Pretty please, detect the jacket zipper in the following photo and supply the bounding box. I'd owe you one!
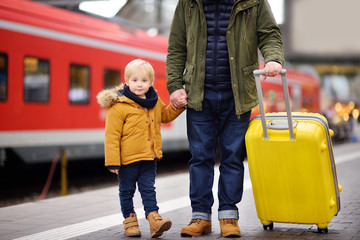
[145,109,156,158]
[197,0,206,109]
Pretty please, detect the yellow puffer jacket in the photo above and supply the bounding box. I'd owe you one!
[97,85,184,167]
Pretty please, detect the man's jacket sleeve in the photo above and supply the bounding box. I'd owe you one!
[166,0,188,95]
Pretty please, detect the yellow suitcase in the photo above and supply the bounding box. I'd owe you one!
[245,70,342,233]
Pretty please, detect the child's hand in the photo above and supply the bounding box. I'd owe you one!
[110,169,119,175]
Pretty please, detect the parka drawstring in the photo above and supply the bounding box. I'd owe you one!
[188,4,194,41]
[243,9,251,42]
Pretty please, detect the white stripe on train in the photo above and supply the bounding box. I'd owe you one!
[0,19,166,61]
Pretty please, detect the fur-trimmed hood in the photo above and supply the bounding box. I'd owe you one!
[96,84,123,108]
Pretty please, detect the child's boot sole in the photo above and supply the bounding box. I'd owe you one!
[151,220,172,238]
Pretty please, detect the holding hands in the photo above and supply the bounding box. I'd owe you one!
[169,61,282,109]
[170,89,188,110]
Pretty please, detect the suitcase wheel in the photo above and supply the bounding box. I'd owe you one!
[317,227,328,234]
[263,222,274,230]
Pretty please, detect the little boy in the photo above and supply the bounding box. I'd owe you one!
[97,59,186,238]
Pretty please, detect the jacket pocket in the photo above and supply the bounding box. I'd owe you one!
[183,61,195,94]
[242,62,259,104]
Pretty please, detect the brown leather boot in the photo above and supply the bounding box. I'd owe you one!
[219,218,241,237]
[180,219,212,237]
[146,211,172,238]
[123,213,141,237]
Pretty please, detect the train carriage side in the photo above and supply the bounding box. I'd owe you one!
[0,0,187,164]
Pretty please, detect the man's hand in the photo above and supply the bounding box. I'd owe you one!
[261,61,283,81]
[170,89,187,110]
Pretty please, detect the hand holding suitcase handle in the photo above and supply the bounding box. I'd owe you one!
[253,69,295,141]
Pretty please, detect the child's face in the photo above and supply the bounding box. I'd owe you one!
[126,69,152,98]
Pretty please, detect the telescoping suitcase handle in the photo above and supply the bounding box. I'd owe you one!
[253,69,295,141]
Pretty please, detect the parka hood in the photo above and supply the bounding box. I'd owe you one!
[96,84,123,108]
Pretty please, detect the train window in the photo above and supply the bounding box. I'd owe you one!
[104,69,120,89]
[0,53,7,102]
[24,57,50,103]
[69,64,90,104]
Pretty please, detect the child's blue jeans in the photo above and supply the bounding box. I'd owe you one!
[117,160,159,218]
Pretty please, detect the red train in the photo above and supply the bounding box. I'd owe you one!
[251,62,320,118]
[0,0,320,164]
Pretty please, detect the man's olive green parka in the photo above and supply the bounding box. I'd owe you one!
[166,0,284,116]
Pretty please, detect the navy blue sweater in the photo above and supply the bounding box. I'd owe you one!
[203,0,233,91]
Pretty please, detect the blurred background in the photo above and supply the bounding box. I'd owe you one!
[30,0,360,141]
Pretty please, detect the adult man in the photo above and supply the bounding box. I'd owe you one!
[166,0,284,237]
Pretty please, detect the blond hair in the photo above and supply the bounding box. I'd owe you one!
[124,59,155,84]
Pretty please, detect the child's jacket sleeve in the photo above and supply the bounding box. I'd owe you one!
[158,98,185,124]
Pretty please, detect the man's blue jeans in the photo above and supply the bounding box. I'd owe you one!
[186,89,251,221]
[118,160,159,218]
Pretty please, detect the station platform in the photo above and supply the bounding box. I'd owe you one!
[0,142,360,240]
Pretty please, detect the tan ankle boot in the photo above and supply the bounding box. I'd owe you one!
[180,219,212,237]
[123,213,141,237]
[219,218,241,237]
[146,211,172,238]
